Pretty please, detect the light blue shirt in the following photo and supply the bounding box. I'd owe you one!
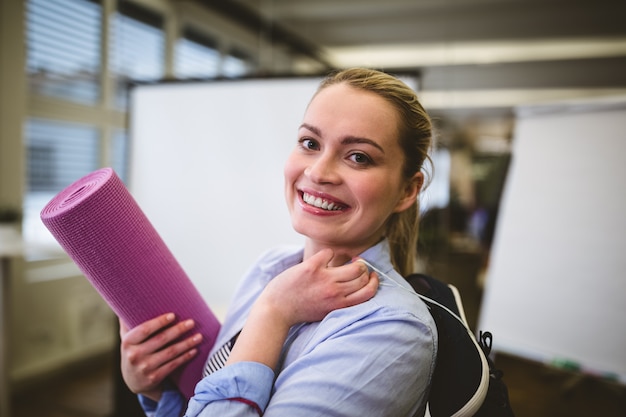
[140,240,437,416]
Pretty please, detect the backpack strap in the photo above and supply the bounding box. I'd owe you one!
[406,274,490,417]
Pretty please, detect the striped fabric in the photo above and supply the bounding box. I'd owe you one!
[203,332,240,377]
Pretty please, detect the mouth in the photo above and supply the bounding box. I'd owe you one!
[301,192,347,211]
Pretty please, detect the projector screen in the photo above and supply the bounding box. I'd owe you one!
[128,75,422,318]
[478,97,626,384]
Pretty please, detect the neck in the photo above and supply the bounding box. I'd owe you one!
[303,240,355,266]
[303,238,381,266]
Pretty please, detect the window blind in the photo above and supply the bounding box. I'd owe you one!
[222,52,248,78]
[110,1,165,108]
[26,0,101,104]
[23,118,100,246]
[175,28,220,79]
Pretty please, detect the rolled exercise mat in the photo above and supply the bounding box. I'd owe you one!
[40,167,220,399]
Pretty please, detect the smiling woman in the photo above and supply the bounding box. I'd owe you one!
[121,68,437,417]
[284,81,426,272]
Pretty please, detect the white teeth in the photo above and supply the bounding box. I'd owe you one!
[303,193,342,211]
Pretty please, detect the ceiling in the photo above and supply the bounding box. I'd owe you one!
[194,0,626,109]
[193,0,626,146]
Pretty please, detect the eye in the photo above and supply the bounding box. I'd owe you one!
[348,152,373,166]
[299,137,320,151]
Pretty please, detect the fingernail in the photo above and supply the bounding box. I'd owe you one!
[185,319,194,328]
[354,259,368,272]
[166,313,175,321]
[193,334,203,342]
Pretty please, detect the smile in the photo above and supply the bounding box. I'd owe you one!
[302,192,346,211]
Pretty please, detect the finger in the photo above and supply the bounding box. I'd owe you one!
[122,331,202,385]
[123,313,177,345]
[150,345,200,383]
[343,271,379,304]
[139,319,197,355]
[119,319,129,336]
[149,332,203,370]
[309,247,335,268]
[331,260,369,283]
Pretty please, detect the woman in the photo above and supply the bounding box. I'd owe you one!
[120,68,438,416]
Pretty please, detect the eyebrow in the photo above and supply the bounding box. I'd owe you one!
[299,123,385,154]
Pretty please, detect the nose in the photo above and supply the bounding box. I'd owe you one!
[304,154,340,184]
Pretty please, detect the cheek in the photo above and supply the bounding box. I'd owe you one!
[283,153,300,192]
[354,174,403,211]
[351,178,388,210]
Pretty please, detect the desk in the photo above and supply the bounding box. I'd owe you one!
[0,227,23,417]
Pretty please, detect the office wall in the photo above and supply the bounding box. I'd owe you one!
[478,97,626,383]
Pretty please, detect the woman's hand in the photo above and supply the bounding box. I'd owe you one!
[226,249,378,371]
[119,313,203,402]
[261,248,379,327]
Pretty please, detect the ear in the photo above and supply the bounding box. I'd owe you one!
[393,172,424,213]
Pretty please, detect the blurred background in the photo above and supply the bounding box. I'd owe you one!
[1,0,625,416]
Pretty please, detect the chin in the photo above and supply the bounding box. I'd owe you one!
[292,219,332,241]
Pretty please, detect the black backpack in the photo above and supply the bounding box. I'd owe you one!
[405,273,515,417]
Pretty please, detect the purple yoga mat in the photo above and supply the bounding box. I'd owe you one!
[41,167,220,399]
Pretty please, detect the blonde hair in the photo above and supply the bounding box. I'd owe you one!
[317,68,433,276]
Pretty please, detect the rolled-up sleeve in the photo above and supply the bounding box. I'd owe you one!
[185,361,275,417]
[139,389,186,417]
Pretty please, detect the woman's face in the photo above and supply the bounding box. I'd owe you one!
[284,83,420,257]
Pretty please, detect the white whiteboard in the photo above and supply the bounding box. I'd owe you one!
[128,78,317,318]
[478,97,626,384]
